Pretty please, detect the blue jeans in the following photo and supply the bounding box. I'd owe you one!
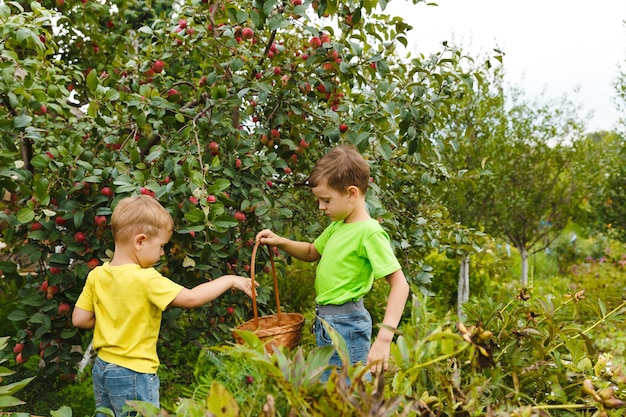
[315,302,372,382]
[93,357,160,417]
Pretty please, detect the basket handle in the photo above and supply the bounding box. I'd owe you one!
[250,239,282,328]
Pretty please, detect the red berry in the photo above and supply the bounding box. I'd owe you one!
[87,258,99,270]
[339,123,348,133]
[100,186,114,198]
[241,28,254,40]
[207,195,217,203]
[58,303,71,314]
[49,267,62,274]
[16,352,25,364]
[55,217,66,226]
[40,281,49,292]
[234,211,246,222]
[309,36,322,48]
[74,231,86,243]
[227,306,235,315]
[13,343,24,354]
[152,60,166,74]
[31,222,43,231]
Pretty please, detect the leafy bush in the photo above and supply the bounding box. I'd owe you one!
[0,336,35,410]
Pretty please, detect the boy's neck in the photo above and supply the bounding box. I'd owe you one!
[343,203,371,224]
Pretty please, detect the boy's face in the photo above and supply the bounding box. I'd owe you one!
[311,182,352,222]
[137,228,171,268]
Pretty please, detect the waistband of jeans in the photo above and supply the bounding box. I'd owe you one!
[316,298,364,315]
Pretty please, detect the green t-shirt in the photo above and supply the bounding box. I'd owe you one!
[75,262,183,373]
[313,219,401,305]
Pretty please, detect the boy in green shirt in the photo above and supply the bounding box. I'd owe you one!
[256,145,409,379]
[73,194,256,416]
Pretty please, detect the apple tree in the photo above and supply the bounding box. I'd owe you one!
[0,0,490,375]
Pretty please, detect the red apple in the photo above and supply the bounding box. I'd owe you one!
[235,158,242,168]
[284,167,292,174]
[207,195,217,203]
[234,211,246,222]
[58,303,70,314]
[95,215,107,227]
[55,216,66,226]
[74,231,86,243]
[40,280,49,292]
[140,187,155,196]
[31,222,43,231]
[309,36,322,48]
[16,352,25,364]
[241,27,254,39]
[270,129,280,140]
[167,88,181,101]
[152,60,166,73]
[13,343,24,354]
[87,258,99,270]
[100,186,113,198]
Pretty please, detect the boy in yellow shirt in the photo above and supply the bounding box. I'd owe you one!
[73,194,255,416]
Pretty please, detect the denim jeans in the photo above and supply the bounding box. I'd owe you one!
[92,357,160,417]
[315,303,372,382]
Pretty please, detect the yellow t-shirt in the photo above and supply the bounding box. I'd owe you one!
[75,262,183,373]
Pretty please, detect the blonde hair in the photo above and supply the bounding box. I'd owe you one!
[308,145,370,194]
[111,194,174,242]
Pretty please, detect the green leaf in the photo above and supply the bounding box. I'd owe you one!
[7,310,27,321]
[30,154,49,169]
[105,88,120,101]
[0,376,35,396]
[13,115,32,128]
[0,395,26,408]
[184,208,206,224]
[35,176,49,201]
[50,405,73,417]
[207,179,231,194]
[205,381,239,416]
[86,69,98,92]
[16,207,35,224]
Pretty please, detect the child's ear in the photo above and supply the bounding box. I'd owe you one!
[134,233,147,249]
[347,185,359,199]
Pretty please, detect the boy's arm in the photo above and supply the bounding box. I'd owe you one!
[256,229,320,262]
[170,275,257,309]
[72,306,96,329]
[367,268,410,373]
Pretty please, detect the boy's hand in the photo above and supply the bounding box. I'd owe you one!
[256,229,281,246]
[367,337,391,374]
[230,275,259,298]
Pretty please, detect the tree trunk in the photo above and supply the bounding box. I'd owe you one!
[519,245,529,286]
[457,254,470,319]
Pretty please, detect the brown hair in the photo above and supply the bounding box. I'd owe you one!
[111,194,174,242]
[308,145,370,194]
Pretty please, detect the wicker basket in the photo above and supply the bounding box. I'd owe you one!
[233,240,305,353]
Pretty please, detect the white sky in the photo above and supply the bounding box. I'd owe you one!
[384,0,626,132]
